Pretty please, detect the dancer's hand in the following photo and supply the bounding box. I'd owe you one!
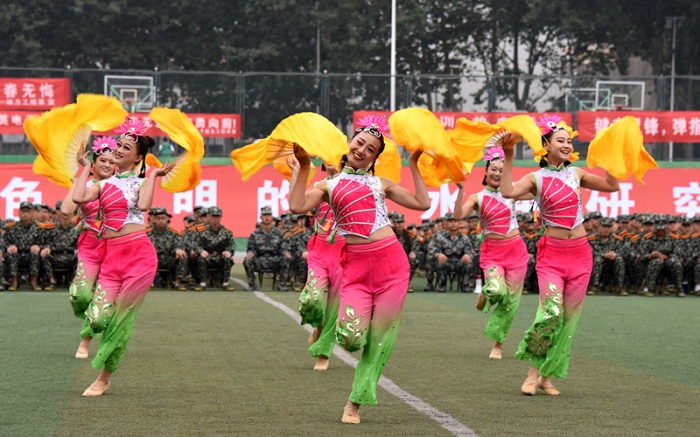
[293,144,311,168]
[152,161,176,178]
[455,182,464,189]
[409,149,423,166]
[500,134,519,156]
[77,145,90,168]
[287,155,300,173]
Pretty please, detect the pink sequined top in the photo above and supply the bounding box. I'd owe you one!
[79,179,101,232]
[476,187,518,236]
[99,171,146,232]
[534,165,585,230]
[326,168,391,238]
[311,202,335,233]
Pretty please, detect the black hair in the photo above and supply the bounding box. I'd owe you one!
[136,135,156,178]
[342,130,386,175]
[481,160,491,185]
[539,130,571,168]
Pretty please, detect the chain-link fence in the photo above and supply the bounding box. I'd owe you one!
[1,67,699,161]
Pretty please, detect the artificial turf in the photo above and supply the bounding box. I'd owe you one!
[1,272,698,437]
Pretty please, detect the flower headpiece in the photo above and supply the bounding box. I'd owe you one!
[356,114,392,140]
[114,117,148,141]
[92,136,117,155]
[483,146,505,162]
[535,114,566,136]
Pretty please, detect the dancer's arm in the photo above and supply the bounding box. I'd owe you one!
[454,184,478,220]
[72,151,100,204]
[384,150,430,211]
[138,161,176,211]
[61,182,79,215]
[578,168,619,192]
[288,147,326,213]
[500,141,536,199]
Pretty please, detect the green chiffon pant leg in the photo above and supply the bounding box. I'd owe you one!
[308,289,340,358]
[483,264,526,343]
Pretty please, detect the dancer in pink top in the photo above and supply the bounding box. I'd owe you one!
[454,145,532,360]
[500,115,619,396]
[60,137,117,360]
[73,118,175,397]
[289,115,429,424]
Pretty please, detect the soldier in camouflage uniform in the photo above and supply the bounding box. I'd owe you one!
[640,216,684,297]
[39,210,79,290]
[147,207,189,290]
[290,214,312,288]
[0,224,6,290]
[193,206,236,291]
[392,213,413,290]
[409,224,433,290]
[689,216,700,294]
[244,206,292,291]
[466,211,482,288]
[519,212,539,294]
[428,213,475,293]
[185,208,209,285]
[5,201,42,291]
[587,217,627,296]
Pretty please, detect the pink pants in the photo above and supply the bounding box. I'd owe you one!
[87,231,157,372]
[70,230,105,338]
[515,235,592,378]
[337,234,410,405]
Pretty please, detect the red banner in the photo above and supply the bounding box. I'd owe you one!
[353,110,572,130]
[577,110,700,142]
[0,164,697,237]
[0,111,42,134]
[0,78,71,110]
[97,113,242,138]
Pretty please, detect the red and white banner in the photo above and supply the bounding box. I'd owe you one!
[353,110,573,131]
[1,111,242,137]
[1,164,697,236]
[577,110,700,142]
[0,78,71,110]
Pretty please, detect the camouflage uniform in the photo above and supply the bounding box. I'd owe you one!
[40,220,79,288]
[289,218,312,286]
[519,213,539,294]
[0,232,6,289]
[640,219,683,296]
[147,207,188,288]
[244,210,291,291]
[194,207,236,290]
[466,211,481,285]
[428,220,475,293]
[409,226,433,290]
[588,218,626,294]
[5,203,42,289]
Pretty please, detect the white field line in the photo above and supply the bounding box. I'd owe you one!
[254,291,477,437]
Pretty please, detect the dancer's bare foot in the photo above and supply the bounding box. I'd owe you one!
[475,293,486,311]
[488,342,502,360]
[75,337,91,359]
[537,376,561,396]
[521,377,537,396]
[341,401,361,424]
[308,327,321,346]
[82,379,110,397]
[314,355,329,371]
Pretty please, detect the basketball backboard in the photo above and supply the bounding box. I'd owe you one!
[595,81,644,110]
[104,75,155,112]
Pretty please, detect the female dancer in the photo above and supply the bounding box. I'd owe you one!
[73,118,174,396]
[60,137,116,359]
[454,145,531,360]
[295,163,345,372]
[289,117,430,424]
[501,115,619,396]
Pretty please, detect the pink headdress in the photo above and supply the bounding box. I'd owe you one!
[535,114,565,136]
[114,117,148,141]
[483,146,505,162]
[92,136,117,155]
[356,114,392,140]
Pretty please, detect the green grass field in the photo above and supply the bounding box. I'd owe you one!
[1,266,699,437]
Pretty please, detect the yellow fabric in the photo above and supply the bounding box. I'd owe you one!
[24,94,127,188]
[373,137,401,184]
[148,107,205,192]
[231,113,348,182]
[587,116,658,184]
[448,115,542,166]
[389,107,466,186]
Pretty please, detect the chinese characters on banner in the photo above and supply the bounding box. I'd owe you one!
[353,111,574,131]
[572,111,700,142]
[0,78,71,110]
[0,164,696,236]
[97,113,242,138]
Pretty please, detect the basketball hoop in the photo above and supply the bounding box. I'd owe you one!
[615,104,625,111]
[124,100,135,113]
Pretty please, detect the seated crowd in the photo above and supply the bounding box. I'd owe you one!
[1,201,698,297]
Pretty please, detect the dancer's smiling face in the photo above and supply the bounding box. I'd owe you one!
[544,130,573,165]
[346,131,383,170]
[484,159,504,189]
[114,136,143,171]
[92,153,115,181]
